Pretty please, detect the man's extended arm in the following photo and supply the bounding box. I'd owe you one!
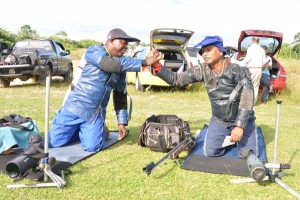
[153,62,203,86]
[85,45,142,73]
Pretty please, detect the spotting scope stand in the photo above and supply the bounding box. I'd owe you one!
[230,100,300,199]
[6,67,66,189]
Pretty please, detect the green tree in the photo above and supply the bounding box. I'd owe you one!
[77,39,101,48]
[55,31,68,38]
[17,25,39,40]
[292,32,300,54]
[0,28,17,46]
[293,32,300,44]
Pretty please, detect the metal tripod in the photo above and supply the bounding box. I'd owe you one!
[231,100,300,198]
[6,69,66,189]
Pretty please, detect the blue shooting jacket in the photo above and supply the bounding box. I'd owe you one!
[64,45,142,125]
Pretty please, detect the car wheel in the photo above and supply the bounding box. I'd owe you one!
[0,77,10,88]
[135,75,144,91]
[63,66,73,83]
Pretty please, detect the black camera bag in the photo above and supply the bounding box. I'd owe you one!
[138,114,190,152]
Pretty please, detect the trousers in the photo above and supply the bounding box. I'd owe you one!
[203,117,258,158]
[249,68,262,105]
[49,108,106,152]
[260,73,270,102]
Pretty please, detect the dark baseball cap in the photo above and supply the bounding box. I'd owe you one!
[194,36,227,55]
[107,28,140,42]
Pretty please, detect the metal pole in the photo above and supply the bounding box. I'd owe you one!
[44,72,51,182]
[275,178,300,199]
[272,100,282,175]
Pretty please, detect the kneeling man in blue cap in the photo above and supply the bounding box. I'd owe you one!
[151,35,258,158]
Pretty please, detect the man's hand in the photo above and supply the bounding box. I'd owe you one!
[118,124,127,140]
[144,49,164,66]
[230,126,244,142]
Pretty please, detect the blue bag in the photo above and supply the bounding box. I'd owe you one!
[0,114,40,154]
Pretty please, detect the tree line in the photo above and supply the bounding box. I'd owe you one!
[0,24,145,54]
[1,24,300,59]
[0,25,101,50]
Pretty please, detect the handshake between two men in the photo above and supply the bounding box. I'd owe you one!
[144,49,164,74]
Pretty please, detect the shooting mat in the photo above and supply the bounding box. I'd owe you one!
[181,125,268,176]
[0,131,127,181]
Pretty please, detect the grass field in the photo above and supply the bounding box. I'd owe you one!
[0,58,299,199]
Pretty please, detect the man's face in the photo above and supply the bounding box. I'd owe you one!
[110,39,129,57]
[201,45,222,65]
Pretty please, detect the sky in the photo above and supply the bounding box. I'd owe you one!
[1,0,300,47]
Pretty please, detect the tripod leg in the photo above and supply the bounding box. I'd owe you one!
[275,177,300,198]
[44,168,66,188]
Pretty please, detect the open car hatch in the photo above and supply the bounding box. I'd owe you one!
[150,28,194,51]
[238,30,283,56]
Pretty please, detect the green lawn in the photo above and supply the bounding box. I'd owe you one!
[0,58,299,199]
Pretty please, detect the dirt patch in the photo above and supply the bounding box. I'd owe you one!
[10,60,80,86]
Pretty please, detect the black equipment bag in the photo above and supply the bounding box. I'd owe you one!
[138,114,190,152]
[0,114,40,155]
[0,114,34,131]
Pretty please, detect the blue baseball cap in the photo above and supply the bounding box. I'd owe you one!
[194,36,227,55]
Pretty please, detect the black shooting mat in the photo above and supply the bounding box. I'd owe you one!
[0,131,127,181]
[181,125,268,176]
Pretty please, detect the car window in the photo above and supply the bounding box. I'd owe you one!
[55,42,65,53]
[13,40,54,52]
[241,36,279,53]
[161,50,184,61]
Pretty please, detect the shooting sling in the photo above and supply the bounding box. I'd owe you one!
[138,114,190,152]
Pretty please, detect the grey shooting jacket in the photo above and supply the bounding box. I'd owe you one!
[156,61,255,129]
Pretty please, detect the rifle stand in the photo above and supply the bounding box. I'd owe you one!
[6,157,66,189]
[230,101,300,199]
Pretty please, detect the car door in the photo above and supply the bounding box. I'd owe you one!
[237,29,286,92]
[54,41,70,74]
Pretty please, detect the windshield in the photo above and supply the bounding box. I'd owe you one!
[13,40,54,52]
[241,36,279,54]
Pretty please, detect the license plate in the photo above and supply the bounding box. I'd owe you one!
[9,69,15,74]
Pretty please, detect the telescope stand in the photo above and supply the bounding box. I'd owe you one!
[6,157,66,189]
[6,72,67,189]
[230,100,300,199]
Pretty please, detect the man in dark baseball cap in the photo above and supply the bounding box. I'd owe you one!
[49,28,163,152]
[194,35,227,56]
[107,28,140,43]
